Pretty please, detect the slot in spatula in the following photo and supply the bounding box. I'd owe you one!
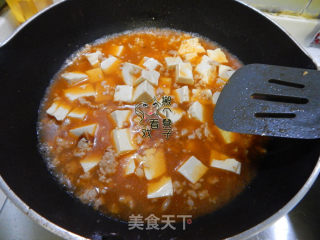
[213,64,320,139]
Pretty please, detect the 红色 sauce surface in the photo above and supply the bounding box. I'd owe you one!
[39,29,265,221]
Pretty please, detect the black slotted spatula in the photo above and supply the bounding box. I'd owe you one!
[213,64,320,139]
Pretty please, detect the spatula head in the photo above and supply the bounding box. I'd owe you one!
[214,64,320,139]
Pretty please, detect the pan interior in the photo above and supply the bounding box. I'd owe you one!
[0,0,318,239]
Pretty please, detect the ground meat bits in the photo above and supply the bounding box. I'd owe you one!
[74,138,92,158]
[39,29,265,222]
[98,146,118,176]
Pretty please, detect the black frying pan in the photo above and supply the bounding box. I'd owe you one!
[1,0,320,239]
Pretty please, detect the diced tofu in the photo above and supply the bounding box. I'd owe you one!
[100,56,120,74]
[121,62,143,86]
[86,68,104,83]
[112,128,135,154]
[61,72,88,85]
[168,109,184,123]
[216,78,225,85]
[210,158,241,174]
[80,155,101,172]
[143,57,162,70]
[137,69,160,86]
[165,56,183,69]
[46,102,59,115]
[142,148,166,180]
[110,45,124,57]
[217,128,234,144]
[207,48,228,64]
[85,51,103,66]
[195,55,217,85]
[50,103,71,121]
[212,91,221,105]
[178,37,205,55]
[133,80,155,103]
[111,110,131,128]
[218,65,235,81]
[68,107,88,120]
[124,154,137,175]
[188,101,205,122]
[147,176,173,199]
[174,86,189,103]
[183,52,198,62]
[160,108,185,124]
[68,107,88,119]
[176,62,194,85]
[191,89,212,104]
[70,123,97,137]
[64,84,95,101]
[114,85,133,103]
[177,156,208,183]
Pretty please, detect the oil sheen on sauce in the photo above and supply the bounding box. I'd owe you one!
[38,29,266,221]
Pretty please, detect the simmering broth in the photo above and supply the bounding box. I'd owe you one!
[38,29,265,221]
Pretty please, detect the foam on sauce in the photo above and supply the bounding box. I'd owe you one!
[38,29,266,221]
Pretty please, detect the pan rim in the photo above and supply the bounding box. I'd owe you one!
[0,0,319,239]
[234,0,319,71]
[1,155,319,240]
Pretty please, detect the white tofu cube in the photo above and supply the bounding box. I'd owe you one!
[160,108,185,124]
[177,156,208,183]
[143,57,162,70]
[188,101,205,122]
[85,51,103,66]
[80,155,101,172]
[174,86,189,103]
[111,110,131,128]
[124,154,137,175]
[147,176,173,199]
[114,85,133,103]
[168,109,185,123]
[121,62,143,86]
[207,48,228,64]
[111,45,124,57]
[218,65,235,81]
[195,55,217,85]
[191,89,212,103]
[100,55,120,74]
[133,80,155,103]
[142,148,166,180]
[183,52,198,61]
[165,56,183,69]
[46,102,59,115]
[216,78,225,85]
[176,62,194,85]
[112,128,135,155]
[69,124,97,137]
[61,72,88,85]
[64,84,95,101]
[178,37,205,55]
[137,69,160,86]
[68,107,88,120]
[210,158,241,174]
[51,103,71,121]
[212,92,221,105]
[217,128,234,144]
